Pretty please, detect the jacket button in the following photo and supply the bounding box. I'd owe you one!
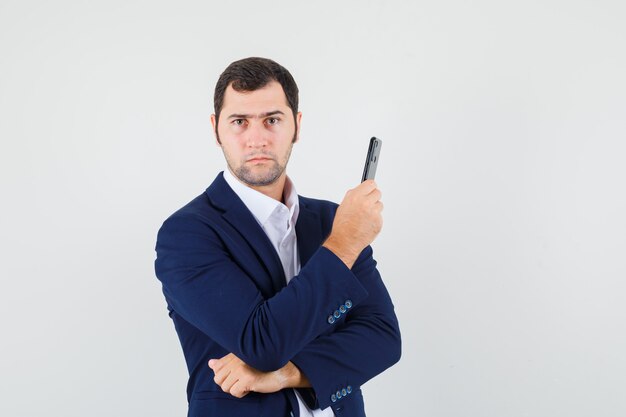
[336,390,342,399]
[341,388,347,396]
[333,310,341,319]
[327,315,335,324]
[331,394,337,403]
[339,305,347,313]
[345,300,353,309]
[347,385,352,393]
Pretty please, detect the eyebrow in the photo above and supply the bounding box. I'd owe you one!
[227,110,285,119]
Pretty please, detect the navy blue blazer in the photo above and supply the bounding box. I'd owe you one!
[155,172,401,417]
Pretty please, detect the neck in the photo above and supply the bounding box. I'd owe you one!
[249,174,286,202]
[227,167,287,203]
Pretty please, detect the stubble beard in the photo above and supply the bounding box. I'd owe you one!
[220,131,297,187]
[226,143,294,187]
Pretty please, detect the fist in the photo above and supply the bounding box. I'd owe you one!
[324,180,383,266]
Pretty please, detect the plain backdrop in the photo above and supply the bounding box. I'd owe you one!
[1,1,625,416]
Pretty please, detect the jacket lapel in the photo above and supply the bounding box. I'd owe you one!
[296,198,324,267]
[205,173,286,294]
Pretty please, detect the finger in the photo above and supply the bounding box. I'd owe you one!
[209,353,235,372]
[357,179,377,193]
[209,358,227,372]
[365,188,382,202]
[230,381,251,398]
[213,368,231,386]
[220,372,239,393]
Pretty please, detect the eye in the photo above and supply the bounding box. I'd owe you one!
[232,119,246,126]
[266,117,280,125]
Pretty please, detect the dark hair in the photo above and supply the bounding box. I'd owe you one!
[213,57,299,132]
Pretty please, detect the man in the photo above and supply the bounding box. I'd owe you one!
[155,57,401,417]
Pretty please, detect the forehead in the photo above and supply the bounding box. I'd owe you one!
[221,80,291,115]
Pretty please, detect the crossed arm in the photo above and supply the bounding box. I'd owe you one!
[208,260,399,407]
[208,243,400,403]
[157,181,400,405]
[206,235,350,398]
[208,353,310,398]
[165,240,399,405]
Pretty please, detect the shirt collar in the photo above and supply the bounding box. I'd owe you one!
[223,168,299,227]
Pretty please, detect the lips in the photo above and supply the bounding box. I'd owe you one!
[246,155,273,163]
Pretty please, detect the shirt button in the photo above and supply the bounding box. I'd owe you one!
[345,300,353,309]
[327,315,335,324]
[333,310,341,319]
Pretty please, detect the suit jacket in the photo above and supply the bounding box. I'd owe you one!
[154,172,401,417]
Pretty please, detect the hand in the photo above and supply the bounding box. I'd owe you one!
[208,353,310,398]
[323,180,383,268]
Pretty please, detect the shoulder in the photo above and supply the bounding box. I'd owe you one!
[166,192,216,222]
[156,190,223,243]
[160,173,230,227]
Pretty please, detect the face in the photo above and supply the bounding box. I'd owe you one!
[211,81,301,187]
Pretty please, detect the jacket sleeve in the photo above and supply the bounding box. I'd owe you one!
[290,245,402,410]
[154,213,370,372]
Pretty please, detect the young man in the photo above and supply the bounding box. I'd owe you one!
[155,57,401,417]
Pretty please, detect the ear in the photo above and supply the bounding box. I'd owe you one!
[210,114,221,145]
[293,112,302,144]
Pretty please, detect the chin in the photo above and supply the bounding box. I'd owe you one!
[234,162,284,187]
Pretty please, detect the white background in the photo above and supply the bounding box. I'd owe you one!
[1,1,625,416]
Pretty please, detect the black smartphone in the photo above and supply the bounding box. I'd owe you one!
[361,137,382,182]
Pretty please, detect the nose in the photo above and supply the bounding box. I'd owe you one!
[244,121,268,149]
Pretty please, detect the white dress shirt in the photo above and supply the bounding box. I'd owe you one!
[223,168,334,417]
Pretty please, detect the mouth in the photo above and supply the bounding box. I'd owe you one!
[246,156,273,163]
